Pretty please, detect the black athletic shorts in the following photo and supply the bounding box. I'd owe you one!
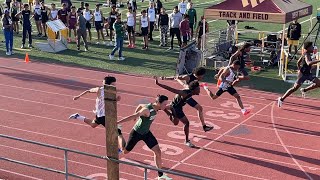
[296,73,316,85]
[170,105,186,119]
[141,27,148,36]
[34,14,41,21]
[127,26,134,34]
[125,129,158,152]
[86,21,91,29]
[216,86,237,97]
[95,21,103,30]
[186,97,198,107]
[94,116,122,135]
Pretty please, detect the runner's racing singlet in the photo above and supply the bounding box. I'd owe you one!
[95,87,105,117]
[133,103,157,135]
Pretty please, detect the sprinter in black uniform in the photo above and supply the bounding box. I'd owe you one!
[155,77,210,148]
[278,42,320,107]
[160,67,213,134]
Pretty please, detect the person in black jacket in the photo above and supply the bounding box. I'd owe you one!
[287,19,301,56]
[158,8,168,47]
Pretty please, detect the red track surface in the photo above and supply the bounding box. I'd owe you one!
[0,57,319,180]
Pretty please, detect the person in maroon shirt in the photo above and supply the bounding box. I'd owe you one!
[179,14,190,48]
[58,3,68,25]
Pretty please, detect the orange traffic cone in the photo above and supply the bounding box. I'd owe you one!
[25,53,30,63]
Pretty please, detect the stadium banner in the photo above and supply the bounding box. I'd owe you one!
[204,10,285,24]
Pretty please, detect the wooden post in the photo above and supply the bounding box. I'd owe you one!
[104,84,119,180]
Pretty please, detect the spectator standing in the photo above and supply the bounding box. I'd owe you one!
[287,19,301,57]
[108,5,118,46]
[76,9,88,51]
[49,3,58,21]
[126,6,136,48]
[61,0,72,12]
[2,9,14,55]
[186,2,196,39]
[33,0,42,36]
[16,4,33,48]
[11,0,19,34]
[195,16,208,50]
[78,1,85,12]
[58,3,68,26]
[67,6,77,42]
[147,2,156,41]
[109,14,125,60]
[93,4,105,44]
[180,14,190,47]
[168,6,182,50]
[178,0,187,15]
[83,3,92,42]
[158,7,168,47]
[140,9,149,50]
[40,1,49,37]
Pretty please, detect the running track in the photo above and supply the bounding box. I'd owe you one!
[0,57,319,180]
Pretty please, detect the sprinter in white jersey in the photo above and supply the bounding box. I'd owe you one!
[69,76,125,150]
[203,60,251,116]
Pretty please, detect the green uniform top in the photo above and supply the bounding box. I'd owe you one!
[113,22,125,39]
[133,104,157,135]
[187,8,197,24]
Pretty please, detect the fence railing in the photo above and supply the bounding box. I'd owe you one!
[0,134,210,180]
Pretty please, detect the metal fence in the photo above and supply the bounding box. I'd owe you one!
[0,134,210,180]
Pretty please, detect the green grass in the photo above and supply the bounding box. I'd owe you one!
[0,0,319,98]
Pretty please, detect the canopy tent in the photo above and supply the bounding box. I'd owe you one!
[203,0,314,83]
[204,0,313,24]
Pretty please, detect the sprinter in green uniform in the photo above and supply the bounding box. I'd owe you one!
[117,95,172,180]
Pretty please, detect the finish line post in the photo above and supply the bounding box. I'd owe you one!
[104,84,119,180]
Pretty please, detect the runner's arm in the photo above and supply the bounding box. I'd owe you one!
[73,87,99,100]
[229,51,240,66]
[175,75,190,88]
[305,55,320,66]
[155,77,188,98]
[117,108,150,124]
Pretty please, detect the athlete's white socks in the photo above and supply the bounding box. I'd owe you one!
[241,109,246,113]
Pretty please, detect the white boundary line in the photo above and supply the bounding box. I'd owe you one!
[2,82,320,120]
[1,107,320,154]
[169,102,273,170]
[2,61,320,104]
[1,93,320,139]
[270,102,313,180]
